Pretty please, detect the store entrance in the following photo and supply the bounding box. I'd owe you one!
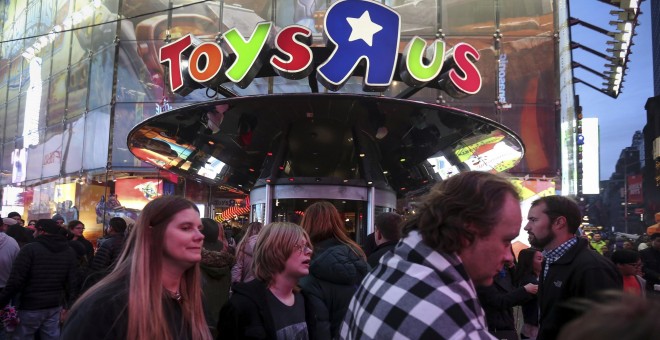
[271,198,366,240]
[249,184,396,246]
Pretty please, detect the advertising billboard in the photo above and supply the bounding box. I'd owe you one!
[627,174,643,204]
[582,118,600,195]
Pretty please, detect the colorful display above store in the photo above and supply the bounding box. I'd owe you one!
[159,0,481,95]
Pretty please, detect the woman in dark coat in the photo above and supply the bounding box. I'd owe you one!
[199,218,235,337]
[514,248,544,339]
[477,262,537,340]
[299,202,369,340]
[67,220,94,263]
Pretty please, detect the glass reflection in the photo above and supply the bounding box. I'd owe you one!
[128,94,524,196]
[83,108,111,170]
[66,59,90,119]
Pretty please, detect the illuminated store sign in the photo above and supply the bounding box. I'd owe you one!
[160,0,482,95]
[497,54,509,108]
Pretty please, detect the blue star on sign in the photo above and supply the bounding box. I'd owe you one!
[317,0,401,92]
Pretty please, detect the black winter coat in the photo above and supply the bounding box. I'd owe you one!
[366,240,397,268]
[519,273,539,327]
[81,234,126,293]
[477,270,533,332]
[201,248,235,338]
[298,238,368,340]
[0,234,78,310]
[538,238,622,340]
[217,279,317,340]
[89,234,125,273]
[73,236,94,263]
[639,247,660,291]
[5,224,34,248]
[62,279,191,339]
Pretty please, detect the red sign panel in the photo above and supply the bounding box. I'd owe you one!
[627,175,643,204]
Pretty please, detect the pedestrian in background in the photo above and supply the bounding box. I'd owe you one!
[611,249,645,297]
[82,217,127,292]
[366,212,402,267]
[231,222,263,284]
[477,260,537,340]
[514,248,543,339]
[199,218,235,337]
[4,214,33,248]
[67,220,94,263]
[639,233,660,295]
[0,219,78,340]
[300,202,368,340]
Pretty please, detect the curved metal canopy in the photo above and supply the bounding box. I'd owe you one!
[128,94,524,196]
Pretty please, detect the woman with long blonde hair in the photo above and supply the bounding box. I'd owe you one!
[62,196,212,340]
[299,201,368,339]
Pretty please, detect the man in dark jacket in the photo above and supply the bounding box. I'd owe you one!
[524,196,622,340]
[83,217,127,291]
[367,212,402,267]
[0,219,78,339]
[4,212,34,248]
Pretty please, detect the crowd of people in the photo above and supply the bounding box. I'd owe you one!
[1,171,659,340]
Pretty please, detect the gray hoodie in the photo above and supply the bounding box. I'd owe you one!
[0,233,20,287]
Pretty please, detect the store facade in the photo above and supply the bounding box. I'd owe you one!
[1,0,573,244]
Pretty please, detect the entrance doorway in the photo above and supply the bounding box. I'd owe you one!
[250,184,396,245]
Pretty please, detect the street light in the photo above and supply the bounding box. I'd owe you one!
[611,0,640,13]
[568,0,642,98]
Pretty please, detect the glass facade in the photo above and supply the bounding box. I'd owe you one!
[1,0,571,239]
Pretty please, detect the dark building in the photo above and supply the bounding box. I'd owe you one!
[602,139,644,234]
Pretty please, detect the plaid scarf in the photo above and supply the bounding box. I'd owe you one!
[340,230,494,340]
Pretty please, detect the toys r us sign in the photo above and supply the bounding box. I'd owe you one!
[160,0,481,96]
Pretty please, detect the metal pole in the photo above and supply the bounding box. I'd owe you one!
[264,184,273,225]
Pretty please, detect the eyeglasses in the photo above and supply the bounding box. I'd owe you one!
[294,243,313,255]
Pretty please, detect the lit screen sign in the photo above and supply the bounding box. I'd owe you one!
[427,155,459,180]
[160,0,482,95]
[197,156,226,180]
[581,118,599,195]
